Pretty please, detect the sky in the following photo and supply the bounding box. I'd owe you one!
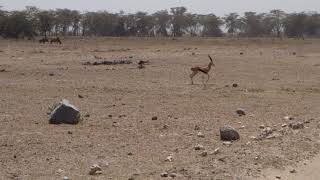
[1,0,319,15]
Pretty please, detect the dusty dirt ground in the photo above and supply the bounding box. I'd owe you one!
[1,37,320,180]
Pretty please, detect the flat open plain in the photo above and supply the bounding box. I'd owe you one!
[1,37,320,180]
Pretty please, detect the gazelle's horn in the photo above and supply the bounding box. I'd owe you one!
[208,55,213,62]
[208,55,215,66]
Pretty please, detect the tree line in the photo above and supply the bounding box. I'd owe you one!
[0,6,319,38]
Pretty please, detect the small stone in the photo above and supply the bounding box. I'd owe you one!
[128,152,133,156]
[240,52,244,55]
[85,114,90,118]
[67,131,72,134]
[169,173,177,178]
[194,125,200,130]
[263,127,273,135]
[200,151,208,157]
[160,172,169,177]
[194,144,205,150]
[57,169,64,173]
[152,116,158,120]
[49,73,54,76]
[259,125,265,129]
[290,169,297,173]
[89,164,102,175]
[276,176,281,179]
[212,148,220,154]
[197,132,205,138]
[128,177,135,180]
[78,94,84,98]
[281,124,287,127]
[236,108,246,116]
[165,155,174,162]
[232,83,238,88]
[63,176,69,180]
[239,125,246,129]
[284,116,294,120]
[220,126,240,141]
[223,141,232,146]
[289,122,304,129]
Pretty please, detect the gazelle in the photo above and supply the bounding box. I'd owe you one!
[190,55,215,85]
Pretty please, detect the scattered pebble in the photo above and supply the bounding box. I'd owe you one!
[152,116,158,120]
[89,164,102,175]
[223,141,232,146]
[160,172,169,177]
[165,155,174,162]
[194,125,200,130]
[289,122,304,130]
[236,108,246,116]
[290,169,297,173]
[78,94,84,98]
[169,173,177,178]
[232,83,238,88]
[281,124,287,127]
[212,148,220,155]
[259,125,265,129]
[200,151,208,157]
[194,144,205,150]
[197,132,205,138]
[284,116,294,121]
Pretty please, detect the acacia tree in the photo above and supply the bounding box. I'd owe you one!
[224,13,240,35]
[268,9,286,37]
[153,10,170,36]
[201,14,223,37]
[2,11,34,38]
[170,7,187,37]
[284,13,308,38]
[36,10,55,36]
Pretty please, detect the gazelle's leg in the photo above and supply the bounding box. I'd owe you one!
[189,70,198,85]
[206,74,210,83]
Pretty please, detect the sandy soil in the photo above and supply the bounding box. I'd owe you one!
[1,37,320,180]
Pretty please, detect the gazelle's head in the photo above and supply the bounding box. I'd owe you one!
[208,55,215,67]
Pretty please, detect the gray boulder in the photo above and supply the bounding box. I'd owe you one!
[49,99,80,124]
[220,126,240,141]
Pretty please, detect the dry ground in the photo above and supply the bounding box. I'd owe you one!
[1,37,320,180]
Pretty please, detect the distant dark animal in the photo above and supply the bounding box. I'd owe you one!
[138,60,149,69]
[39,37,49,44]
[50,37,62,44]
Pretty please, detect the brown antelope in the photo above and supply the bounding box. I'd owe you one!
[190,55,215,85]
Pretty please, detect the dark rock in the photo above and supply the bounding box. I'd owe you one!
[220,126,240,141]
[49,99,81,124]
[152,116,158,120]
[232,83,238,88]
[78,94,84,98]
[289,122,304,129]
[236,108,246,116]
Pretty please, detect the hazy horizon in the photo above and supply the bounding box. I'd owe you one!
[1,0,320,15]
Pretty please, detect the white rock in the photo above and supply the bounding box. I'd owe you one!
[165,155,174,162]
